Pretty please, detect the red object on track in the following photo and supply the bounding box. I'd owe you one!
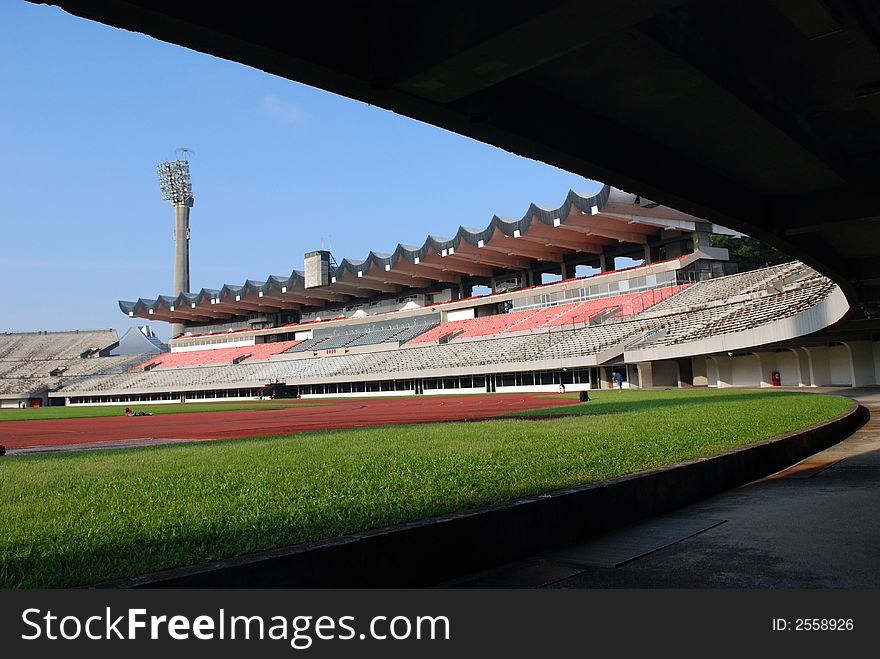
[0,393,577,449]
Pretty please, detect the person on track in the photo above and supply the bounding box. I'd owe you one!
[124,407,153,417]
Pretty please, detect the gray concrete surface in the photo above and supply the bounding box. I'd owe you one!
[448,387,880,588]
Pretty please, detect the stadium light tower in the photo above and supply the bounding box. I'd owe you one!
[157,148,195,337]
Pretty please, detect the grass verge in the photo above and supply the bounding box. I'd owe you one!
[0,389,851,587]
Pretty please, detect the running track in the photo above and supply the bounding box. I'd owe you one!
[0,393,577,450]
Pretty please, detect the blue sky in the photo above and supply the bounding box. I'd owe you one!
[1,1,603,339]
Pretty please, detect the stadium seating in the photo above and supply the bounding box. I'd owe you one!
[0,329,118,361]
[136,339,302,370]
[46,262,840,399]
[0,330,130,397]
[406,285,686,342]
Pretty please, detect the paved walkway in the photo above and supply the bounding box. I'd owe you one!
[448,387,880,588]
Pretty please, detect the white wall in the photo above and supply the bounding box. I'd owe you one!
[706,358,719,387]
[446,308,476,322]
[424,387,485,396]
[846,341,876,386]
[67,395,262,406]
[731,355,760,387]
[496,384,588,393]
[173,338,256,352]
[828,344,853,386]
[300,390,415,399]
[775,350,801,386]
[652,361,680,387]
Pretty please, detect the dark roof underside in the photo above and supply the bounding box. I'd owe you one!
[38,0,880,320]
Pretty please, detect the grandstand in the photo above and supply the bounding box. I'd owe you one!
[3,185,873,407]
[44,259,851,405]
[0,330,147,408]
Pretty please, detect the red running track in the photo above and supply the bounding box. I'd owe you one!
[0,393,577,449]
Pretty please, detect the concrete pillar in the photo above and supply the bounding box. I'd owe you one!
[754,352,778,388]
[845,341,877,386]
[600,367,612,389]
[693,230,712,252]
[792,347,811,387]
[637,362,654,389]
[665,241,684,259]
[627,364,639,388]
[598,254,609,272]
[691,356,708,387]
[560,262,571,280]
[708,354,733,388]
[803,345,832,386]
[643,244,652,264]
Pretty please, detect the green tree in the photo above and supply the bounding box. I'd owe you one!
[710,235,791,271]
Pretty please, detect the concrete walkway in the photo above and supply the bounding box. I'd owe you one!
[448,387,880,588]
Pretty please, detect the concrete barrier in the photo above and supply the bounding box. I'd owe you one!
[99,400,865,588]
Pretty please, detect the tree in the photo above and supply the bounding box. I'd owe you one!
[710,235,790,272]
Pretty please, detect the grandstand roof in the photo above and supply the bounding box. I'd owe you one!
[120,185,738,325]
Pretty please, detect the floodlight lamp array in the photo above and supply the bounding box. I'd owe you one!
[157,159,193,205]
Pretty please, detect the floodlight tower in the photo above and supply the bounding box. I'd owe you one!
[157,149,195,337]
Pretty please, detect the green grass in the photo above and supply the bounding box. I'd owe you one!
[0,400,329,421]
[0,389,851,588]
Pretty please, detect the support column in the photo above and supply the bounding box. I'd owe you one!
[627,364,639,388]
[643,244,652,265]
[665,241,684,259]
[793,348,811,387]
[708,354,733,388]
[845,341,877,386]
[598,254,609,272]
[691,356,708,387]
[560,262,571,280]
[693,224,712,252]
[754,352,778,388]
[803,345,832,386]
[637,362,654,389]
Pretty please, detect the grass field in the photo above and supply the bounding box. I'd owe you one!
[0,400,328,421]
[0,389,851,588]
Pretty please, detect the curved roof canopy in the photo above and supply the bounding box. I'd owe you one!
[120,186,735,324]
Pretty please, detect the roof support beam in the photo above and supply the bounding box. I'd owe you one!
[167,311,219,322]
[390,258,462,283]
[481,234,569,261]
[443,250,531,271]
[300,288,350,303]
[226,298,273,312]
[335,276,400,293]
[415,255,495,278]
[556,223,648,244]
[362,267,434,288]
[517,231,603,254]
[253,292,303,310]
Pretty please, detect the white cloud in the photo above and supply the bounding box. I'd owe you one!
[261,94,307,124]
